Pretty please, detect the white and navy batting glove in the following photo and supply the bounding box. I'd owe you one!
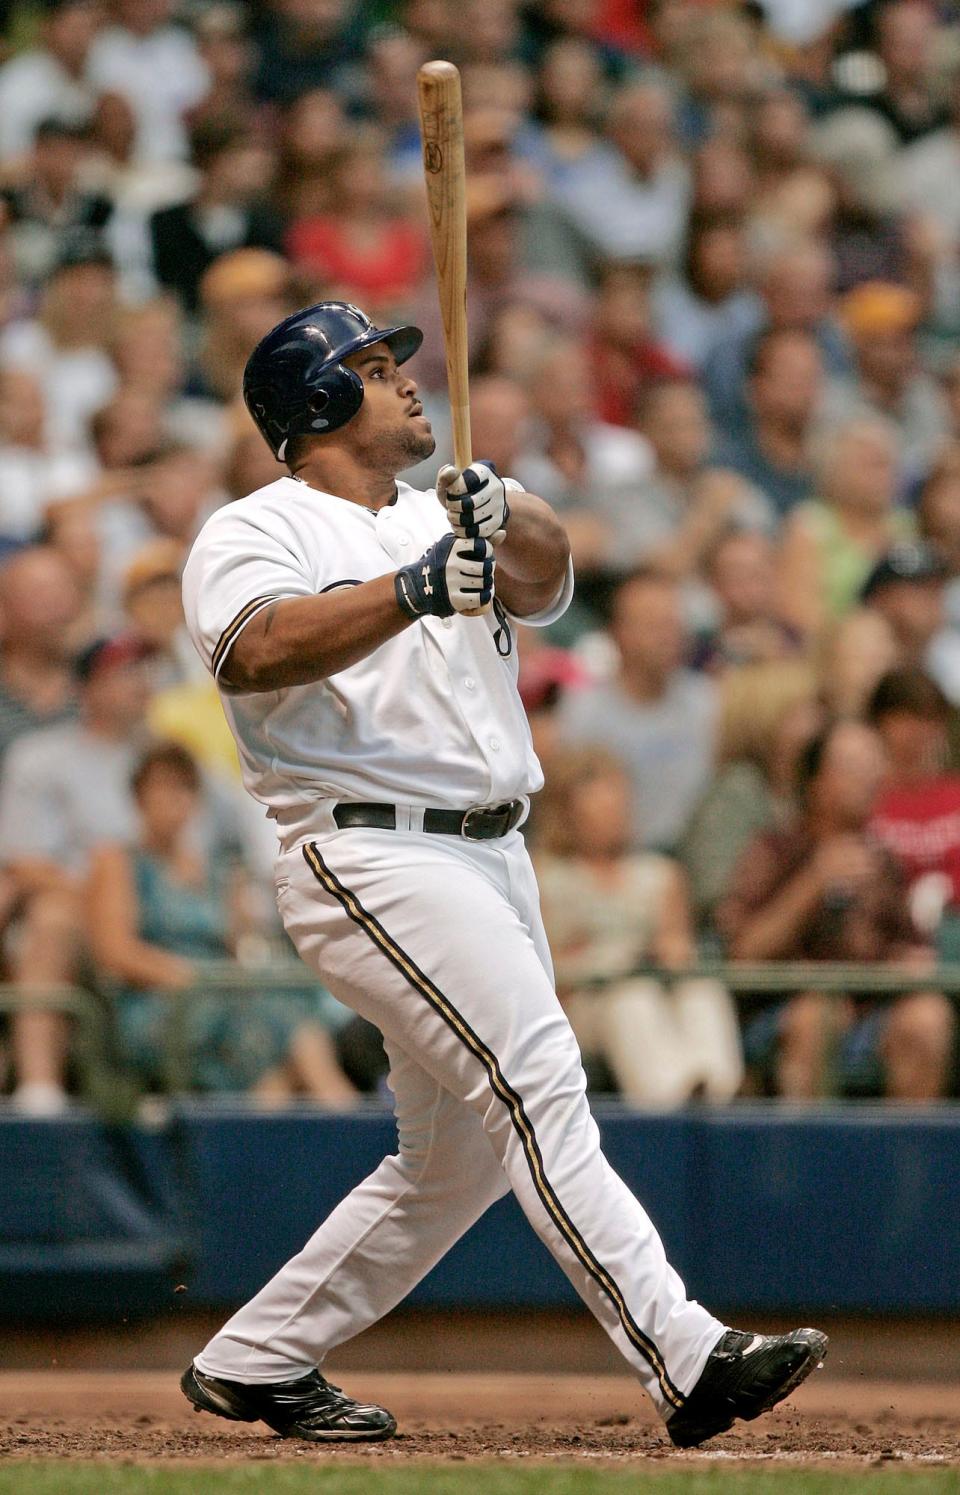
[437,461,518,544]
[395,533,495,619]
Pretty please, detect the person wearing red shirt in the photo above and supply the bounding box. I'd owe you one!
[868,666,960,937]
[590,263,689,427]
[286,127,427,308]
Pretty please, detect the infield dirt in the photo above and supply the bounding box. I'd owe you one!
[1,1371,958,1472]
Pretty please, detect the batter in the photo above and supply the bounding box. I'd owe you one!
[179,300,826,1449]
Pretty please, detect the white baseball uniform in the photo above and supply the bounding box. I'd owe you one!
[181,474,724,1419]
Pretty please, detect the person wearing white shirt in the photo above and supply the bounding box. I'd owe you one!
[0,242,118,456]
[87,0,210,163]
[178,298,826,1452]
[0,0,101,160]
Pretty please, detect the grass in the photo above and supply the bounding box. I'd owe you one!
[1,1466,957,1495]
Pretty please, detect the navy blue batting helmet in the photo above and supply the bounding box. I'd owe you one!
[243,301,423,461]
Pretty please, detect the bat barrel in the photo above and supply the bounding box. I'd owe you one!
[417,60,472,475]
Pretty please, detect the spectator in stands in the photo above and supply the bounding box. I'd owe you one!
[750,88,816,223]
[195,248,293,404]
[673,9,757,147]
[713,329,823,519]
[186,3,258,140]
[814,107,924,297]
[901,56,960,254]
[87,0,210,164]
[919,454,960,701]
[534,745,743,1107]
[832,281,949,485]
[360,25,430,185]
[251,0,359,108]
[274,87,345,221]
[650,214,757,371]
[557,570,718,852]
[819,605,901,719]
[286,126,427,310]
[513,334,653,567]
[682,660,821,934]
[0,235,118,455]
[719,719,955,1100]
[120,537,238,778]
[589,264,688,429]
[523,35,608,192]
[465,374,528,479]
[703,239,850,435]
[0,0,101,160]
[0,369,96,541]
[149,125,283,314]
[858,542,960,708]
[84,92,197,294]
[553,77,691,266]
[850,0,947,147]
[0,546,80,763]
[0,632,149,1112]
[868,668,960,945]
[1,118,113,290]
[88,742,356,1103]
[122,539,194,688]
[411,180,584,392]
[223,421,283,502]
[110,297,224,452]
[698,530,802,672]
[614,379,770,581]
[777,417,913,642]
[690,136,754,221]
[0,629,264,1109]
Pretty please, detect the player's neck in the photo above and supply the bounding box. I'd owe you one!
[291,454,398,512]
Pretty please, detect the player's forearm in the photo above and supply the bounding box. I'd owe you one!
[494,492,570,617]
[224,576,412,691]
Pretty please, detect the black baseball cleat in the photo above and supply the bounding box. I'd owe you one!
[180,1363,397,1443]
[666,1327,828,1449]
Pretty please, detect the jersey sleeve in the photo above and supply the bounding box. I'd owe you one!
[182,509,316,682]
[510,556,575,628]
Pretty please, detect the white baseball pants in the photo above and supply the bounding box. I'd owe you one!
[195,827,724,1419]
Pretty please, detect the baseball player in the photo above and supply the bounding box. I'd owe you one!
[178,301,826,1449]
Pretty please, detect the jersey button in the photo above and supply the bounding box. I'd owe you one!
[489,736,501,751]
[396,532,410,545]
[463,676,476,690]
[441,617,453,628]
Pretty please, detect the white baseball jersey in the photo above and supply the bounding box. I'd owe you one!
[182,476,573,831]
[185,469,725,1420]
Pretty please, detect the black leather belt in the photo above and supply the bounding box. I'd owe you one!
[333,800,524,840]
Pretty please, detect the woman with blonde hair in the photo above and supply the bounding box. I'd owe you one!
[681,660,823,930]
[534,745,743,1108]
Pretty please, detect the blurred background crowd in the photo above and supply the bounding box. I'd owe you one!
[3,0,960,1114]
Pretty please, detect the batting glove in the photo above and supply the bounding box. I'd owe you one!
[437,461,519,544]
[395,533,495,619]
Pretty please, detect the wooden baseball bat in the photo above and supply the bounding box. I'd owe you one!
[417,60,490,616]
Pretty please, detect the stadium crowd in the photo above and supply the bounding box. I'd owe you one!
[2,0,960,1112]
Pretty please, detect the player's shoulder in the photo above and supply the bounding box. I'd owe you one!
[195,476,301,535]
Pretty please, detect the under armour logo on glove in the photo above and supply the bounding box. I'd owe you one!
[437,461,518,544]
[395,533,495,619]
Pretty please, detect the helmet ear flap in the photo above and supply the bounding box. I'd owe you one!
[304,363,364,434]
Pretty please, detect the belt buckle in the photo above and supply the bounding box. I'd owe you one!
[461,807,489,840]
